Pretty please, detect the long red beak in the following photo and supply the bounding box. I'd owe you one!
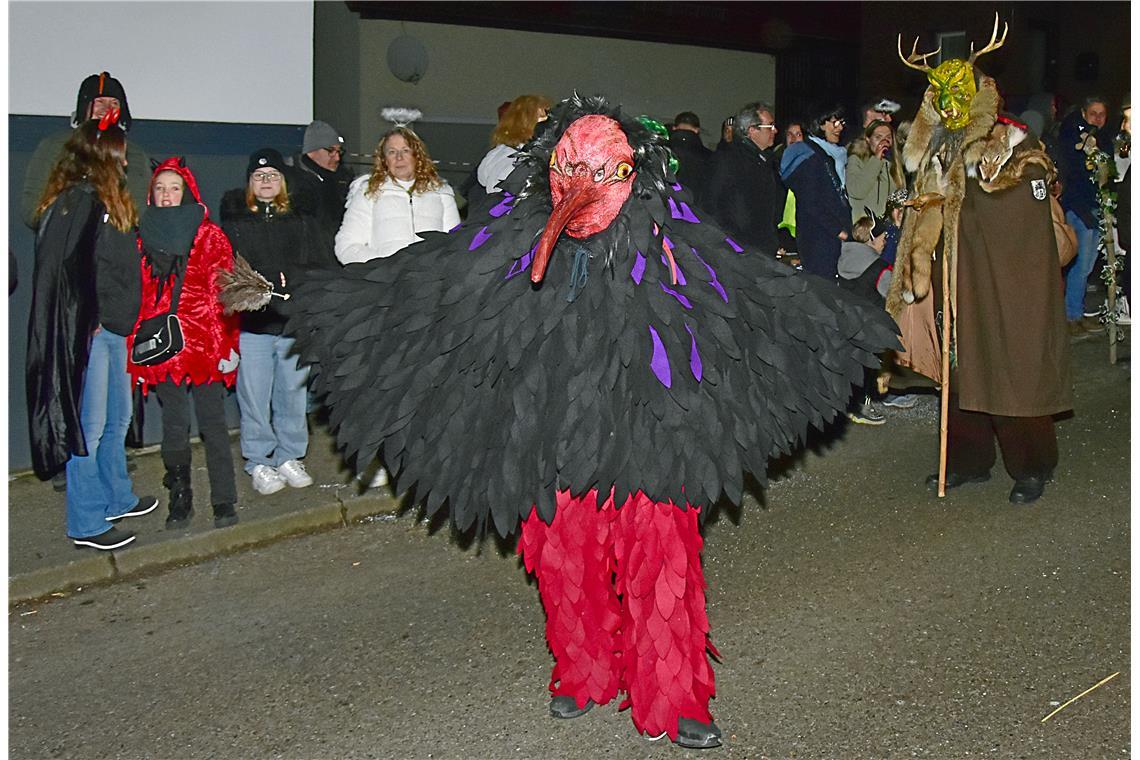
[530,180,597,284]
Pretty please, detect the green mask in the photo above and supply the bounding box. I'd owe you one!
[927,59,977,131]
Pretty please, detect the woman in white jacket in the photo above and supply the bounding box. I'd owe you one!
[335,127,460,264]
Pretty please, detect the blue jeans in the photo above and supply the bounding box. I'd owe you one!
[1063,210,1101,320]
[65,330,138,538]
[237,332,310,473]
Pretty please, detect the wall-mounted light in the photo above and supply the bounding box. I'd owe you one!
[387,34,428,84]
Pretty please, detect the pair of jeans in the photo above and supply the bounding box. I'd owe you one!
[1063,210,1102,320]
[65,329,138,538]
[155,380,237,505]
[236,332,309,474]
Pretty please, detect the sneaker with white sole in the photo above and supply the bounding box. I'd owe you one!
[72,526,136,551]
[847,399,886,426]
[277,459,314,488]
[106,495,159,522]
[250,464,287,495]
[881,393,919,409]
[368,467,389,489]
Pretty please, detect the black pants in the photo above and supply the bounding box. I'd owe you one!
[946,394,1058,481]
[155,380,237,506]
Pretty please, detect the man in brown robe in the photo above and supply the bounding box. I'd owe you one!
[888,18,1072,504]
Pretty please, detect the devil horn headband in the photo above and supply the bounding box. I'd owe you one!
[97,107,121,132]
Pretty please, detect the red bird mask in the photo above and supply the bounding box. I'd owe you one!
[531,115,636,283]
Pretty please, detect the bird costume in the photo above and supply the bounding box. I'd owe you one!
[284,95,898,747]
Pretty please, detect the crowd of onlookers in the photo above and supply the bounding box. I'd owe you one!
[20,71,1130,550]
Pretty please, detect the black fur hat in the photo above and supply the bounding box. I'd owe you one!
[73,72,132,130]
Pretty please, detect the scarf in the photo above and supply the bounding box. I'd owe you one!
[809,135,848,187]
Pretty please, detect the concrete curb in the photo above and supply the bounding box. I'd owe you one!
[9,491,403,605]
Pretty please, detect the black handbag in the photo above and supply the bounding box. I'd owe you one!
[131,269,186,366]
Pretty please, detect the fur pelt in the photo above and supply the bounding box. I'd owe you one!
[974,125,1057,193]
[887,75,1001,318]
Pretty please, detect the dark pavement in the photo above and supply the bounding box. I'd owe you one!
[7,335,1130,758]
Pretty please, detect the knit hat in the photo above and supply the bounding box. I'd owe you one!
[73,71,132,130]
[247,148,286,177]
[302,121,345,154]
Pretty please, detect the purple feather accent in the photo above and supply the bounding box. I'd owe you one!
[685,324,703,382]
[660,253,687,285]
[469,226,493,251]
[672,182,683,192]
[449,223,462,233]
[725,236,744,253]
[488,192,514,217]
[691,247,729,303]
[505,244,537,280]
[663,234,674,250]
[659,282,692,309]
[648,325,672,388]
[667,197,701,223]
[631,250,646,284]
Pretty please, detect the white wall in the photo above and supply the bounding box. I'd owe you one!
[354,19,776,150]
[9,0,313,124]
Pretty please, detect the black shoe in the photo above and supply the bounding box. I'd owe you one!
[72,526,135,551]
[675,717,723,749]
[51,472,67,492]
[550,696,595,719]
[164,465,194,530]
[107,495,159,522]
[925,471,991,491]
[1009,475,1047,504]
[212,503,239,529]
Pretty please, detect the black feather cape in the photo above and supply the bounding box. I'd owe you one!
[287,95,900,537]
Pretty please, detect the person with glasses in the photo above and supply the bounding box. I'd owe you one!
[285,120,355,266]
[221,148,321,497]
[779,105,853,277]
[705,102,785,256]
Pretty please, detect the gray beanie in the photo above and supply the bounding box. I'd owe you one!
[303,120,345,154]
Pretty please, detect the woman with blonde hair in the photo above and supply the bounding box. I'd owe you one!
[27,114,158,550]
[335,127,460,264]
[477,94,552,193]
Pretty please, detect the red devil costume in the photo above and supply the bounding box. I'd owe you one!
[285,96,898,747]
[128,158,241,528]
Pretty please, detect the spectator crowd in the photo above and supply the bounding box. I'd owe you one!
[21,71,1131,550]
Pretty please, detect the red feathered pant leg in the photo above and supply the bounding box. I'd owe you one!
[519,489,716,741]
[518,490,623,710]
[613,491,716,741]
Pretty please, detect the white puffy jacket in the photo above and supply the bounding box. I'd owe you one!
[335,175,461,264]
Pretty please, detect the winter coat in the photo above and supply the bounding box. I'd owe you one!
[704,140,783,254]
[668,129,714,206]
[284,152,354,267]
[780,140,852,277]
[335,175,461,264]
[845,138,900,223]
[467,144,520,219]
[26,183,140,477]
[1057,110,1101,227]
[127,158,240,391]
[838,240,891,303]
[220,187,319,335]
[21,128,150,230]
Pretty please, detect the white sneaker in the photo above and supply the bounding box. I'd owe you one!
[277,459,314,488]
[1116,296,1130,325]
[368,467,389,489]
[250,464,286,495]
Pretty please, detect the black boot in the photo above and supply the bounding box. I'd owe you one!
[212,502,239,529]
[164,465,194,530]
[674,717,723,749]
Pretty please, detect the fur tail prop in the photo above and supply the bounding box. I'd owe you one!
[216,254,288,314]
[519,489,716,741]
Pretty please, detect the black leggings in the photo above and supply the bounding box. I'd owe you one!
[945,394,1058,481]
[155,380,237,505]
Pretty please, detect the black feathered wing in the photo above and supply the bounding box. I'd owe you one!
[288,177,898,537]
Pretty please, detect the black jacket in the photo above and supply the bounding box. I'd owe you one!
[220,190,319,334]
[668,129,714,206]
[286,153,354,266]
[705,139,784,254]
[780,140,852,278]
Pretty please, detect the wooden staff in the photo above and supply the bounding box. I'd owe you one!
[938,247,951,497]
[1103,208,1118,364]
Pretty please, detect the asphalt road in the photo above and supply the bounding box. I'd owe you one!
[9,337,1130,759]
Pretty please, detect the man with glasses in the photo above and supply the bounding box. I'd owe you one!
[705,102,785,256]
[287,120,355,265]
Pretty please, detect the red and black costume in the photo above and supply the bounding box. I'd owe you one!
[128,158,241,527]
[287,96,898,747]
